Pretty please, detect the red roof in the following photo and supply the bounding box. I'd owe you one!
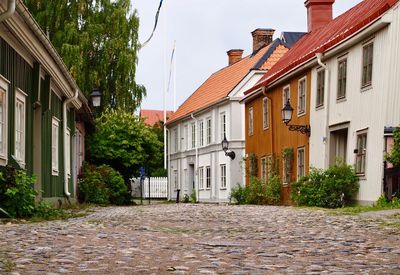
[140,109,173,126]
[245,0,398,95]
[167,43,289,124]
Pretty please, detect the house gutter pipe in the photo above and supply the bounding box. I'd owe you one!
[63,89,79,197]
[0,0,16,23]
[166,128,171,201]
[190,113,199,203]
[316,53,330,168]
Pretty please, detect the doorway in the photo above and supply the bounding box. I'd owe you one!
[330,128,348,165]
[188,164,195,196]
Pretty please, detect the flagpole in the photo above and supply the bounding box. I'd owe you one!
[173,41,177,112]
[163,1,168,170]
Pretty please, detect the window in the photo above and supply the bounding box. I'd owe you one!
[199,121,204,147]
[248,107,254,136]
[183,125,188,150]
[15,89,26,165]
[191,123,196,149]
[220,112,226,140]
[316,69,325,107]
[362,42,373,88]
[52,117,60,175]
[355,132,367,175]
[283,158,291,185]
[206,118,212,145]
[261,157,267,182]
[298,78,306,115]
[174,128,178,152]
[220,164,226,189]
[66,128,71,177]
[297,147,305,180]
[0,76,8,162]
[267,155,274,180]
[206,166,211,189]
[337,59,347,99]
[199,167,204,189]
[263,97,269,129]
[173,170,178,190]
[283,85,290,107]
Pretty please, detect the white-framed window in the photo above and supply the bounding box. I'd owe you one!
[66,128,71,178]
[297,147,305,180]
[261,157,267,182]
[191,123,196,149]
[173,128,178,153]
[52,117,60,175]
[355,131,367,175]
[199,167,204,189]
[183,125,188,151]
[316,69,325,108]
[220,112,226,140]
[173,170,178,190]
[283,85,290,107]
[199,121,204,147]
[206,117,212,145]
[298,77,306,115]
[220,164,226,189]
[362,42,373,88]
[263,97,269,130]
[267,155,274,180]
[0,76,9,163]
[337,58,347,99]
[248,107,254,136]
[206,166,211,189]
[15,89,26,166]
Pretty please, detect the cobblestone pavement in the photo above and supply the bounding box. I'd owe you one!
[1,204,400,275]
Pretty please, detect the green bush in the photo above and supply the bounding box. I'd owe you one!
[78,164,131,205]
[190,189,197,203]
[385,128,400,166]
[291,162,359,208]
[230,184,249,205]
[375,195,400,208]
[0,169,37,218]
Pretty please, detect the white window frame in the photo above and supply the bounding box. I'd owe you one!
[261,157,267,182]
[199,167,204,190]
[298,77,307,116]
[283,85,290,107]
[191,123,196,149]
[297,147,306,181]
[15,88,27,167]
[66,128,71,178]
[355,130,368,176]
[183,125,188,151]
[220,164,226,189]
[206,117,212,145]
[173,128,178,153]
[361,41,374,89]
[0,75,9,165]
[316,68,325,108]
[206,166,211,189]
[199,120,204,147]
[263,97,269,130]
[173,170,178,190]
[248,107,254,136]
[220,112,226,141]
[337,57,347,100]
[52,117,60,175]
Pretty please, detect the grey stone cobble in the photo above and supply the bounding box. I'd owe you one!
[0,204,399,274]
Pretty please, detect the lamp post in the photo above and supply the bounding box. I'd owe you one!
[91,88,102,108]
[281,99,311,136]
[221,134,235,160]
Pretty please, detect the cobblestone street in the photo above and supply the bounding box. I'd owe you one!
[1,204,400,274]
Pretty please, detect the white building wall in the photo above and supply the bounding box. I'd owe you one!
[310,5,400,203]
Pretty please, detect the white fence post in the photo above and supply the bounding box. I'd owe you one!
[137,177,168,199]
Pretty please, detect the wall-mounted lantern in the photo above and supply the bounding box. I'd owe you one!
[281,99,311,136]
[91,88,102,108]
[221,134,236,160]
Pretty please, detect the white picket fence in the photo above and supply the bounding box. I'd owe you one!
[141,177,168,199]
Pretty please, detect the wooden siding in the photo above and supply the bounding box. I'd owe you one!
[245,71,311,205]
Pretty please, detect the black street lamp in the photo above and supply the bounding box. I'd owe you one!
[281,98,311,136]
[91,88,102,108]
[221,134,236,160]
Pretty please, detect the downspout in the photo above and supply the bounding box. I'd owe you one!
[316,53,330,168]
[191,113,199,203]
[0,0,16,23]
[63,89,79,197]
[166,128,171,201]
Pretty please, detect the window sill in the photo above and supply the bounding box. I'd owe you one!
[263,126,269,131]
[220,188,227,190]
[315,105,324,111]
[336,97,346,103]
[356,174,366,180]
[206,188,211,190]
[297,112,306,118]
[52,170,59,176]
[282,183,290,187]
[361,85,372,93]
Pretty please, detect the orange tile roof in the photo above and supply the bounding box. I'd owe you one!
[140,109,173,126]
[167,42,289,124]
[246,0,398,95]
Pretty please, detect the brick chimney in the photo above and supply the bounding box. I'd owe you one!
[227,49,244,66]
[305,0,335,32]
[252,28,275,54]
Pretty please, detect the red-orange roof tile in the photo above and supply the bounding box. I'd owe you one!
[140,109,173,126]
[246,0,398,95]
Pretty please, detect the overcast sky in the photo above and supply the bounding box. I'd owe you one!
[134,0,363,112]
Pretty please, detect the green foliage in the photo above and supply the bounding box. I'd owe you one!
[78,163,131,205]
[182,194,190,203]
[374,195,400,209]
[385,128,400,166]
[0,169,37,218]
[34,202,69,220]
[291,162,359,208]
[24,0,146,112]
[249,153,258,177]
[190,189,197,203]
[88,109,163,180]
[230,184,249,205]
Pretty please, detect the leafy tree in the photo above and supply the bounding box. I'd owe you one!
[24,0,146,112]
[386,128,400,166]
[87,109,163,181]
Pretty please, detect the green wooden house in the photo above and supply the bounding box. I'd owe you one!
[0,0,91,204]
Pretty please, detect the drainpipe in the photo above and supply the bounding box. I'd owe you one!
[316,53,330,168]
[0,0,16,23]
[63,89,79,197]
[166,128,171,201]
[190,113,199,203]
